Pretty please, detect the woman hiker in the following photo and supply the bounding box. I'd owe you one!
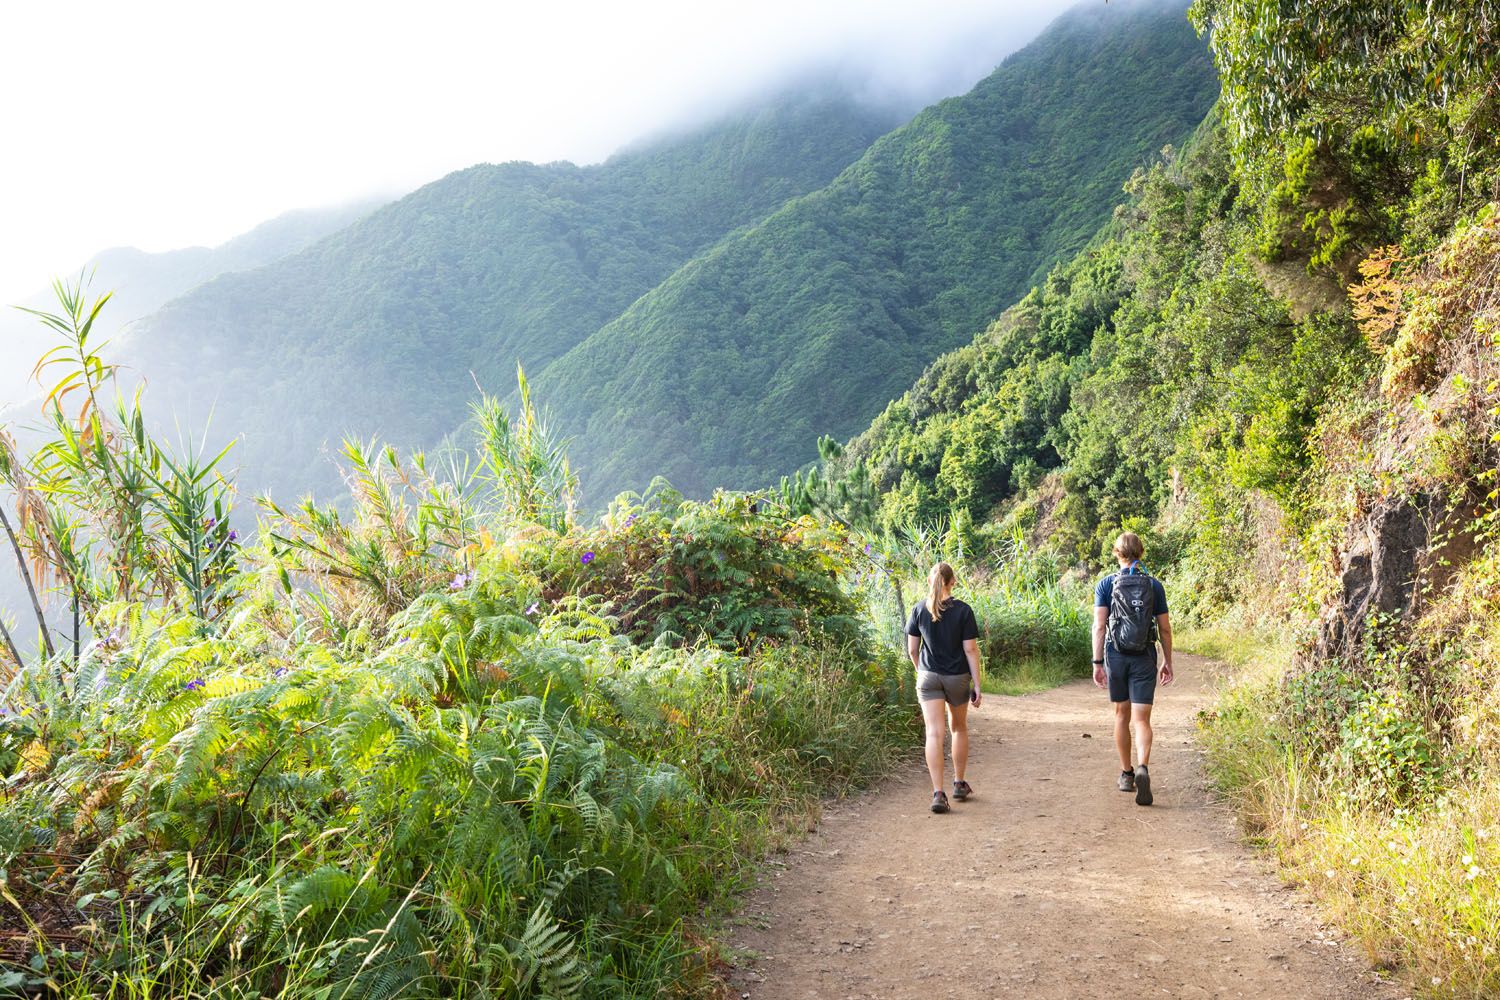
[1091,531,1174,806]
[906,562,983,814]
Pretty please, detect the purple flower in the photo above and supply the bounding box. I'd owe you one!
[184,678,205,692]
[581,551,595,565]
[272,667,289,679]
[450,572,471,590]
[624,514,638,528]
[525,602,539,616]
[227,529,239,543]
[203,517,216,530]
[864,543,872,555]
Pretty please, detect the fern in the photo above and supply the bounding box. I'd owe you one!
[272,864,364,932]
[164,711,229,803]
[513,904,586,1000]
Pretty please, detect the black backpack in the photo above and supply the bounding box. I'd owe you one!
[1107,568,1158,654]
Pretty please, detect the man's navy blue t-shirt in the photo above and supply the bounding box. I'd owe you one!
[1094,565,1168,648]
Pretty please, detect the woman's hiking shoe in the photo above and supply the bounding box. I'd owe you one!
[931,790,951,814]
[952,780,973,801]
[1134,765,1153,806]
[1117,770,1136,793]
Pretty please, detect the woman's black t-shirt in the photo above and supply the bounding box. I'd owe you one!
[905,599,979,676]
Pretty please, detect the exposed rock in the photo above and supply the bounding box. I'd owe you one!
[1314,491,1481,664]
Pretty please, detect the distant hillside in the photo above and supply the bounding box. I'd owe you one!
[125,91,905,496]
[538,0,1217,503]
[0,201,381,410]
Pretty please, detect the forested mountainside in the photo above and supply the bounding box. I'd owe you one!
[124,91,905,496]
[830,3,1498,607]
[116,0,1214,507]
[810,2,1500,991]
[539,0,1216,504]
[0,201,380,409]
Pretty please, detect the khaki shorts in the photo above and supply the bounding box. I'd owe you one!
[917,670,972,706]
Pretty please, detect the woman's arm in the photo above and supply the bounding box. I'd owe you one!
[907,634,922,672]
[964,637,982,707]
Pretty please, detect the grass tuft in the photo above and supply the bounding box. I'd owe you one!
[1194,625,1500,998]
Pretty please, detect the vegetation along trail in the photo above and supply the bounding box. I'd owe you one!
[725,656,1402,1000]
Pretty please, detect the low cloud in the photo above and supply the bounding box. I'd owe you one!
[0,0,1081,312]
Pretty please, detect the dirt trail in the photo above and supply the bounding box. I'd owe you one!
[725,655,1406,1000]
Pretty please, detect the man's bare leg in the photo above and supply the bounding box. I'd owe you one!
[1132,703,1154,767]
[1113,700,1133,770]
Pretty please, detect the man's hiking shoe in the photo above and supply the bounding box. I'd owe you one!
[931,791,951,814]
[1134,765,1153,806]
[1117,770,1136,793]
[953,780,973,801]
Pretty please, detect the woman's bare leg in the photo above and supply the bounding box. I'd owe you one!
[949,700,970,783]
[921,698,948,791]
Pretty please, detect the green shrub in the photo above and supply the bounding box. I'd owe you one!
[1335,688,1446,808]
[0,544,908,997]
[549,487,865,654]
[0,342,910,996]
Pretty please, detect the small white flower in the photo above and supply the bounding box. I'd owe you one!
[1467,865,1481,880]
[1463,854,1474,866]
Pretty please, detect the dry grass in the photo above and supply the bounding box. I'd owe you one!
[1193,623,1500,998]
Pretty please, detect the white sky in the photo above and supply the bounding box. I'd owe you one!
[0,0,1075,305]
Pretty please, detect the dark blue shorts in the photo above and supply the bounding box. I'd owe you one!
[1106,646,1158,705]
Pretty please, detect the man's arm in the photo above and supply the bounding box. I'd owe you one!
[1157,613,1174,686]
[1092,606,1108,688]
[964,637,982,707]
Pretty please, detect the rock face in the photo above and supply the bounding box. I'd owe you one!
[1315,492,1478,664]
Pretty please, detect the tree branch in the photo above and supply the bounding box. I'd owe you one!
[0,503,54,660]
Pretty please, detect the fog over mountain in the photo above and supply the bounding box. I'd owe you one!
[0,200,383,413]
[0,0,1074,309]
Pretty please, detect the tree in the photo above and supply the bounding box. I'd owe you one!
[1191,0,1500,151]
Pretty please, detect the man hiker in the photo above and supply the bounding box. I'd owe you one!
[1091,531,1174,805]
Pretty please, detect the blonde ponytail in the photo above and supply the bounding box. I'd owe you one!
[926,562,956,621]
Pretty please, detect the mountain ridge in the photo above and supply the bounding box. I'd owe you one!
[124,88,907,495]
[1,199,384,411]
[538,0,1217,503]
